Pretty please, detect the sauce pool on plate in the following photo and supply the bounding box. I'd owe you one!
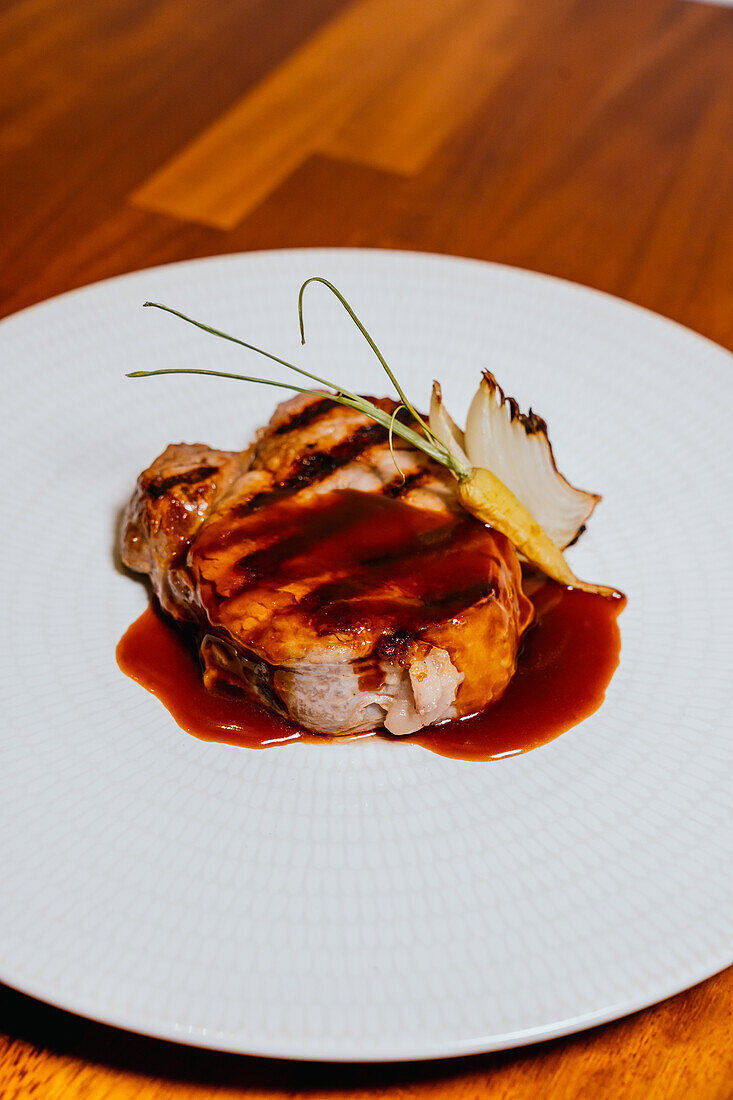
[117,572,625,761]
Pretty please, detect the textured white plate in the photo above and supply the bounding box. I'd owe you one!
[1,249,732,1062]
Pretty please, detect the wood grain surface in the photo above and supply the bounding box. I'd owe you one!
[1,0,732,1095]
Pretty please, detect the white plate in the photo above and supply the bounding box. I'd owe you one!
[1,249,732,1062]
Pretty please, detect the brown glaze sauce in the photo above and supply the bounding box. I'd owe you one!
[117,601,320,749]
[189,488,525,651]
[117,571,625,761]
[411,572,625,759]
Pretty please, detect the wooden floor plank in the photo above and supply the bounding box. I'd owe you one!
[321,0,518,175]
[130,0,507,229]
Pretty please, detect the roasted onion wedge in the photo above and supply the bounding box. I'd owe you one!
[429,381,469,466]
[430,377,615,595]
[453,372,600,550]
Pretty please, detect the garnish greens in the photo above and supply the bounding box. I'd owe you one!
[128,278,614,597]
[129,278,469,479]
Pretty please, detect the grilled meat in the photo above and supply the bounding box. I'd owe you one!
[121,393,534,735]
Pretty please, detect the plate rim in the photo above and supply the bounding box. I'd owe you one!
[1,246,732,1062]
[2,245,732,365]
[0,951,729,1063]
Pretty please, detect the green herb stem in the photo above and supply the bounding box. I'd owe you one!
[134,295,470,479]
[297,276,437,441]
[142,301,362,403]
[127,366,465,473]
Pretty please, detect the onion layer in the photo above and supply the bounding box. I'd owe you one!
[434,372,600,550]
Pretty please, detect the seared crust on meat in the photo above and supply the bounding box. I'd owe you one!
[121,443,251,618]
[121,394,533,735]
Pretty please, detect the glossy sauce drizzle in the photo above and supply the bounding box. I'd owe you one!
[117,572,625,760]
[411,572,625,759]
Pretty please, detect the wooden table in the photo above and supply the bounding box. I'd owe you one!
[2,0,732,1095]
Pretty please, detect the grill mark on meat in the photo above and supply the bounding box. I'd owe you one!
[192,491,506,639]
[382,469,427,497]
[147,465,220,500]
[419,581,497,612]
[223,492,466,594]
[303,579,498,638]
[233,501,356,585]
[285,422,388,484]
[227,489,441,585]
[272,394,402,437]
[272,397,336,435]
[231,485,299,519]
[235,422,390,515]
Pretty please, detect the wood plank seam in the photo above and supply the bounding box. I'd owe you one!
[130,0,519,229]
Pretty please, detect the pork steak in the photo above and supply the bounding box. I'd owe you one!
[121,393,534,736]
